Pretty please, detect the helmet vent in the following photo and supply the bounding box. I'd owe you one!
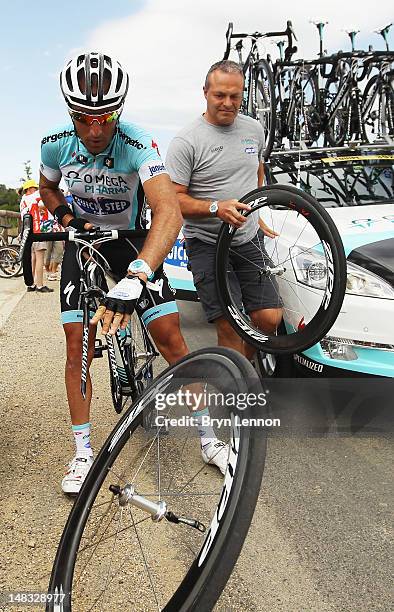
[65,68,73,92]
[116,69,123,92]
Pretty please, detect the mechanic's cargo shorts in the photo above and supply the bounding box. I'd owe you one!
[185,229,283,323]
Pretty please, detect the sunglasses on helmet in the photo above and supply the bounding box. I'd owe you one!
[68,108,121,126]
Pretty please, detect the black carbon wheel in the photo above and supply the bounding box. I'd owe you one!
[216,185,347,354]
[47,348,267,611]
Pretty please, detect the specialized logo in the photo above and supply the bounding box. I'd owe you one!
[81,325,89,384]
[108,374,174,452]
[117,127,146,149]
[146,278,164,299]
[73,195,130,216]
[41,129,75,145]
[294,353,324,373]
[63,281,75,306]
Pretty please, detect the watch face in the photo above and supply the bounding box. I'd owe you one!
[132,260,143,270]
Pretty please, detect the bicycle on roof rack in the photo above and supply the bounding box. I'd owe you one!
[223,20,297,158]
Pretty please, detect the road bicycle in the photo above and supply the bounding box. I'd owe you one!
[223,21,297,158]
[362,51,394,143]
[0,223,22,278]
[20,214,156,414]
[215,184,347,356]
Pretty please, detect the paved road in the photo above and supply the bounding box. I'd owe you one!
[0,286,392,611]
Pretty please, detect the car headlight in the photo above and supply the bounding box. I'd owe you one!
[290,246,327,289]
[346,261,394,299]
[290,246,394,299]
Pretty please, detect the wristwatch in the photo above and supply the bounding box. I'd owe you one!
[127,259,154,281]
[209,200,219,217]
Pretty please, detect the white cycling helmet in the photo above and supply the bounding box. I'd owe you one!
[60,52,129,112]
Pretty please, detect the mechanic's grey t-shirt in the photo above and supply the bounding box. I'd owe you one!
[165,114,264,245]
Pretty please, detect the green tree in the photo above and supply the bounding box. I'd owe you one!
[0,184,20,212]
[20,160,32,183]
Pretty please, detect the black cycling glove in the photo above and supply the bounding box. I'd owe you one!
[67,217,92,231]
[103,277,145,315]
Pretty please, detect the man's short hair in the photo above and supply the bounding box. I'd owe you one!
[204,60,244,89]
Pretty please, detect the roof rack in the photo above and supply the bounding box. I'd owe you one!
[270,138,394,157]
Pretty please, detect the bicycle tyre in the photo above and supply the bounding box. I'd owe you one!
[216,184,347,354]
[363,74,394,142]
[252,59,276,159]
[0,246,23,278]
[47,347,267,611]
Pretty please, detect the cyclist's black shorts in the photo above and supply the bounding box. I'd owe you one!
[60,237,178,327]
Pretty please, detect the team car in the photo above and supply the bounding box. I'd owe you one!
[164,145,394,378]
[264,145,394,377]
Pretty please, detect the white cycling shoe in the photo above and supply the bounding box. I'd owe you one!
[62,454,94,495]
[201,440,229,476]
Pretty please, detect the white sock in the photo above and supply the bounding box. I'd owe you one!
[72,423,93,457]
[194,409,217,448]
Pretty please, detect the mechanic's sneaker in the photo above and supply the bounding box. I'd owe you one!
[36,285,54,293]
[201,441,229,475]
[26,285,36,292]
[62,454,93,495]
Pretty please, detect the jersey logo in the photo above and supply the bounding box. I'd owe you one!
[65,171,83,188]
[63,281,75,306]
[104,157,114,168]
[76,154,88,164]
[138,298,149,309]
[151,140,161,156]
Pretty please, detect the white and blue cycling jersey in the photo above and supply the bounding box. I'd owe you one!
[40,121,167,230]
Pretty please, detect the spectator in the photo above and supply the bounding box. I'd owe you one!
[20,179,54,293]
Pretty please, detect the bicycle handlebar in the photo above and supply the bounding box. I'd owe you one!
[19,214,148,287]
[223,20,297,61]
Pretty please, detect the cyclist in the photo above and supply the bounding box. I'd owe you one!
[39,52,228,494]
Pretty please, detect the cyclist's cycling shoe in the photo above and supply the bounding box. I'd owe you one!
[201,440,229,476]
[62,454,93,495]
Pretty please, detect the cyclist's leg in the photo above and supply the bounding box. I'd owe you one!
[60,243,96,493]
[60,243,96,425]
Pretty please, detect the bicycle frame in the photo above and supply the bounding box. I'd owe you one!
[19,215,157,404]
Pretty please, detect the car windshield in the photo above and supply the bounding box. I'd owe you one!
[267,153,394,208]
